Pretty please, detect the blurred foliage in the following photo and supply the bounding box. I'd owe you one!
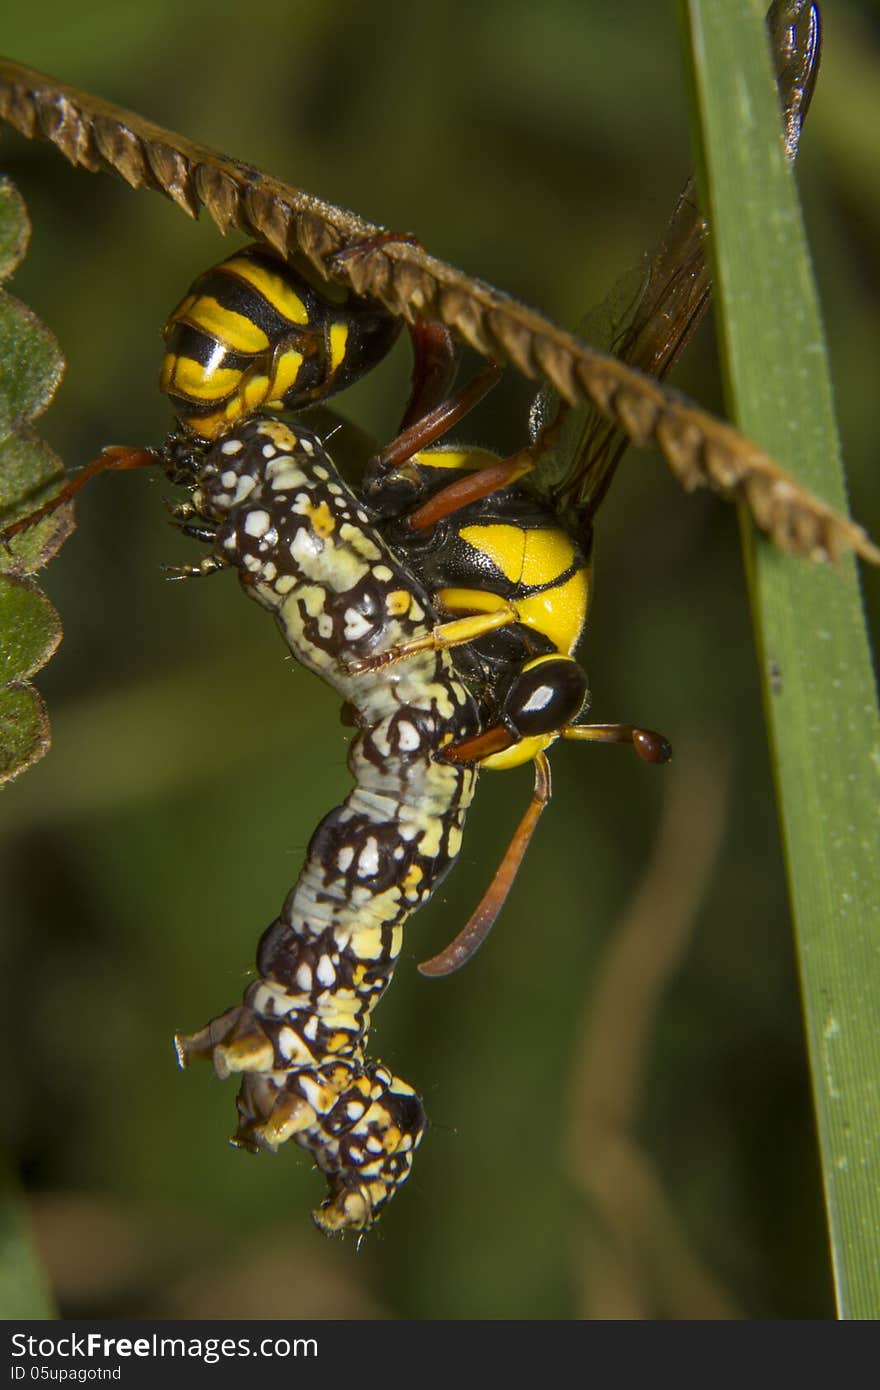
[0,180,68,785]
[0,0,877,1319]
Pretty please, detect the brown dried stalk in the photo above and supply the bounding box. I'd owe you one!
[0,53,876,565]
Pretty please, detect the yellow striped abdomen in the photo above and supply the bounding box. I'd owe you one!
[160,243,401,440]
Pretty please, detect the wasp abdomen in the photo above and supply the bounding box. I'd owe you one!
[161,243,401,442]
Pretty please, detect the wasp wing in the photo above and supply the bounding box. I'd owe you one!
[527,0,823,546]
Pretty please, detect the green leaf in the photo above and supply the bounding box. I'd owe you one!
[0,294,65,438]
[0,176,70,784]
[680,0,880,1319]
[0,180,29,280]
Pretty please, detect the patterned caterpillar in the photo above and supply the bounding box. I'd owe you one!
[171,416,481,1233]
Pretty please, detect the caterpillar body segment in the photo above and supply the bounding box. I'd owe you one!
[172,417,479,1232]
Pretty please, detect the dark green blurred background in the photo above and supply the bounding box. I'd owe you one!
[1,0,877,1319]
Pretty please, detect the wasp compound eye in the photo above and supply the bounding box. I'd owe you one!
[501,656,588,738]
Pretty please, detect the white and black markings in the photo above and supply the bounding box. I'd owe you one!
[173,418,481,1234]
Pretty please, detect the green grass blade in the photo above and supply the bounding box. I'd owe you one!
[0,1164,55,1318]
[679,0,880,1318]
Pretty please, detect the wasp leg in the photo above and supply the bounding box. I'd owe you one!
[419,723,671,976]
[562,722,672,764]
[406,446,534,530]
[345,603,518,675]
[370,356,503,477]
[0,445,158,544]
[328,232,456,426]
[329,229,424,264]
[331,231,461,423]
[399,319,459,431]
[419,751,552,977]
[403,396,573,531]
[163,555,227,581]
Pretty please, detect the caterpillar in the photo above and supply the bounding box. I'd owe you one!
[0,2,833,1241]
[168,415,481,1234]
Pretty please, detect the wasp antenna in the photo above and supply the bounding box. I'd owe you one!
[562,721,672,764]
[631,727,673,764]
[419,752,552,978]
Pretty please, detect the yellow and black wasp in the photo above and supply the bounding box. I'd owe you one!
[122,0,823,984]
[0,0,866,1240]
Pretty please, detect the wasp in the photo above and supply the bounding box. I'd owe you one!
[6,231,674,973]
[0,225,672,1230]
[0,2,858,1236]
